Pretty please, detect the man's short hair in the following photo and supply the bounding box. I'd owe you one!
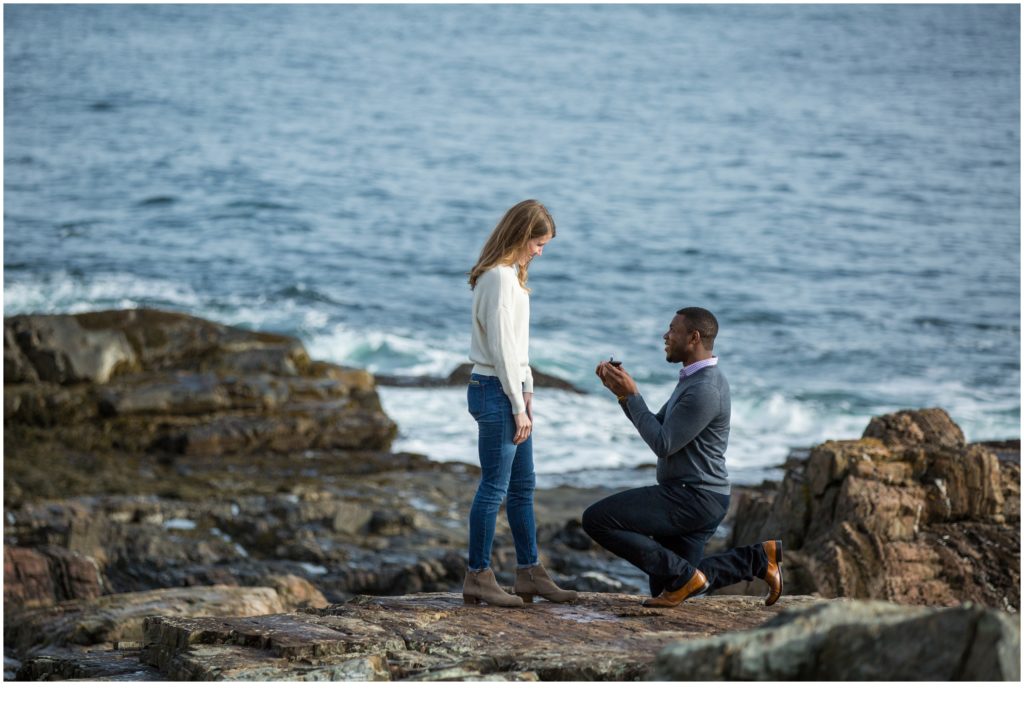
[676,307,718,350]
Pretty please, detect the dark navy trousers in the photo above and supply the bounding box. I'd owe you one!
[582,481,768,596]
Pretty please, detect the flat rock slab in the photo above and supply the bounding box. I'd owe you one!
[14,647,165,681]
[141,593,818,681]
[6,585,289,655]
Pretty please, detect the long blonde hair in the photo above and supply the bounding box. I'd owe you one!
[468,200,556,292]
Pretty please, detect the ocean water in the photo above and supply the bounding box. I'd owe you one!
[4,4,1020,488]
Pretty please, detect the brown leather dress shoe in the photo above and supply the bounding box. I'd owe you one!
[642,569,709,608]
[762,540,783,606]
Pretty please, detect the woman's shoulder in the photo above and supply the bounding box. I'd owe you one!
[478,265,516,285]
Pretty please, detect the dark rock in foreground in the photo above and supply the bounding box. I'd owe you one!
[652,599,1020,681]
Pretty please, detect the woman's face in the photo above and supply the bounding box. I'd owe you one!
[519,233,553,266]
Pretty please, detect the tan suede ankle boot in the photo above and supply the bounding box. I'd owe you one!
[462,568,525,607]
[514,563,579,604]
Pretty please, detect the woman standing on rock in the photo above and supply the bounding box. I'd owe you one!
[462,200,578,607]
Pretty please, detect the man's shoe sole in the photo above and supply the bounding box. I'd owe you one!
[641,572,709,608]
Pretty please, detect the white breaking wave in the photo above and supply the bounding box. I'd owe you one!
[6,273,1016,489]
[379,385,655,471]
[378,383,879,488]
[5,273,334,344]
[306,324,467,377]
[381,379,1018,488]
[3,271,202,315]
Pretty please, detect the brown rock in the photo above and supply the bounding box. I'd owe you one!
[5,585,289,657]
[263,574,329,610]
[152,404,395,456]
[97,372,232,416]
[863,407,966,449]
[4,383,98,427]
[72,308,307,375]
[922,444,1004,522]
[726,409,1019,610]
[4,546,53,608]
[992,441,1021,521]
[4,309,397,458]
[4,323,39,383]
[4,545,103,608]
[726,488,777,550]
[14,647,166,681]
[139,593,817,681]
[331,501,375,536]
[828,473,927,541]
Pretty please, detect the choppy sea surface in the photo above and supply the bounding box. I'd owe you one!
[4,4,1020,488]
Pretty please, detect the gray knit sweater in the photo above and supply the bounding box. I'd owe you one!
[620,365,731,494]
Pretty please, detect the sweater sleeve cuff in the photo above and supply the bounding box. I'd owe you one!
[623,393,645,418]
[523,366,534,394]
[510,393,526,415]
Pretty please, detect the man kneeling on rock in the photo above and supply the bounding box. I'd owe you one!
[583,307,783,607]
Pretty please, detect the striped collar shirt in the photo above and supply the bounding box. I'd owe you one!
[679,356,718,381]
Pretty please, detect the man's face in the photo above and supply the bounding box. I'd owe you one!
[663,314,694,363]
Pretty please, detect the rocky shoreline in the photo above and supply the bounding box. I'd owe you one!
[4,309,1020,681]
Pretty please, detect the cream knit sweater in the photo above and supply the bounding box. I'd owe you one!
[469,265,535,415]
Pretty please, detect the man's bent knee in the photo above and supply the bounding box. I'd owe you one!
[581,503,601,537]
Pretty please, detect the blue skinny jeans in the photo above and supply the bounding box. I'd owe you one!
[466,374,539,571]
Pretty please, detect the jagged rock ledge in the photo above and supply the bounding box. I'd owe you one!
[719,409,1020,612]
[10,592,1020,681]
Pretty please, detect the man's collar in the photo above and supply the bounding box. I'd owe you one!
[679,356,718,380]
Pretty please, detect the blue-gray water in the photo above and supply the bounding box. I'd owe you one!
[4,4,1020,487]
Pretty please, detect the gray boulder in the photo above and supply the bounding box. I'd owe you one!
[651,599,1020,681]
[5,314,136,385]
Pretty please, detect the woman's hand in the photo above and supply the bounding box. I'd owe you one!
[524,391,534,422]
[513,410,532,445]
